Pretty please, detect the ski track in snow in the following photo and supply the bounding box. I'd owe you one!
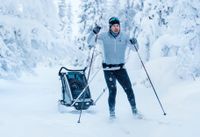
[0,66,199,137]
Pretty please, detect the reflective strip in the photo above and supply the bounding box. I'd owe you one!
[103,66,125,71]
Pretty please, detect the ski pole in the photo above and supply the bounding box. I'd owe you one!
[93,87,107,105]
[87,47,96,80]
[133,43,167,116]
[71,64,101,107]
[77,35,99,123]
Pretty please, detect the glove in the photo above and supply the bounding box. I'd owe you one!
[88,45,94,50]
[93,24,101,34]
[130,37,137,45]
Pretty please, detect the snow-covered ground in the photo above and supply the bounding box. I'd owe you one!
[0,57,199,137]
[0,0,200,136]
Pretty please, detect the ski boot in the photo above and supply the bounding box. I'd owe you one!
[132,107,143,119]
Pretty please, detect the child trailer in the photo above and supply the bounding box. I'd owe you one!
[58,67,94,110]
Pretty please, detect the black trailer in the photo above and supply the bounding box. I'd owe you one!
[58,67,94,110]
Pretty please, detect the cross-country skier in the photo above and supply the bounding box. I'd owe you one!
[87,17,140,118]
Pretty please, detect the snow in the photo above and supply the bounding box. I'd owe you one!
[0,0,74,79]
[0,58,200,137]
[0,0,200,137]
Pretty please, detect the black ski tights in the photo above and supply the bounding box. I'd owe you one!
[103,68,136,112]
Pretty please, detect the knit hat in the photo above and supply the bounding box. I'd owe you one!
[109,17,120,28]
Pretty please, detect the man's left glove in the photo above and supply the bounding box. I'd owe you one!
[130,38,139,51]
[130,37,137,45]
[88,45,94,50]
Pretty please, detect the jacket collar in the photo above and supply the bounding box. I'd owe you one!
[108,30,121,38]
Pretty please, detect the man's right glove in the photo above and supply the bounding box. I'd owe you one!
[93,25,101,34]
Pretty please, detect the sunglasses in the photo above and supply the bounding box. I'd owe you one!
[109,17,119,23]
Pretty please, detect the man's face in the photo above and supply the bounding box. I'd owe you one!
[111,24,120,33]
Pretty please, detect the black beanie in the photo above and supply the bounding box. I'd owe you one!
[109,17,120,28]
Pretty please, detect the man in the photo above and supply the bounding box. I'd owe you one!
[87,17,140,118]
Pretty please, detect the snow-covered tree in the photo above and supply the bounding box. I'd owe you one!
[58,0,73,42]
[58,0,67,30]
[65,2,73,39]
[0,0,70,79]
[120,0,136,35]
[75,0,105,67]
[128,0,200,79]
[77,0,96,50]
[107,0,121,18]
[174,0,200,79]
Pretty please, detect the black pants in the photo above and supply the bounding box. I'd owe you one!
[103,68,136,112]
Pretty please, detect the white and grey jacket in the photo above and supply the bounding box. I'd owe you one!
[87,31,137,65]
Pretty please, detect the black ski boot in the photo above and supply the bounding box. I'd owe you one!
[132,107,138,114]
[109,108,116,119]
[132,107,143,119]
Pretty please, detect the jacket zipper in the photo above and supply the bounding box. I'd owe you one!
[114,38,117,54]
[114,38,117,63]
